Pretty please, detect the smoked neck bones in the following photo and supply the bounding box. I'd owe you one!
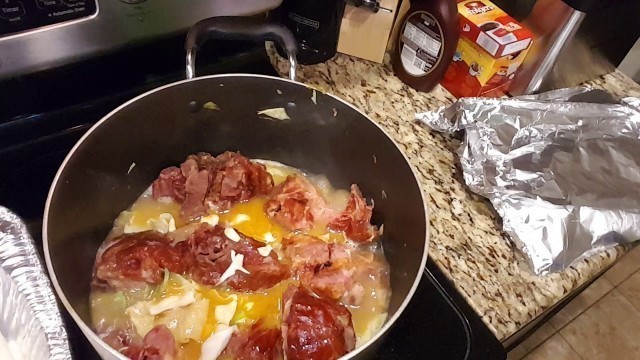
[92,151,387,360]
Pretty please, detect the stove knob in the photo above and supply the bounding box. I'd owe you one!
[0,0,25,21]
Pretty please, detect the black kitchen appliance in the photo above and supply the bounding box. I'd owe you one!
[0,11,505,360]
[274,0,346,64]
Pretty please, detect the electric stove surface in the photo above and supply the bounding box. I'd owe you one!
[0,39,505,360]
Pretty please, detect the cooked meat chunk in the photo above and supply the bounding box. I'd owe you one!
[300,267,356,303]
[184,224,289,292]
[95,231,190,289]
[204,152,274,211]
[221,320,283,360]
[282,234,384,306]
[95,224,287,292]
[328,185,378,243]
[181,161,209,219]
[282,286,355,360]
[264,175,316,231]
[265,175,339,231]
[152,152,273,220]
[281,234,332,267]
[124,325,177,360]
[152,166,187,202]
[283,234,356,303]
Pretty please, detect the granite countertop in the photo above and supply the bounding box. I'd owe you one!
[267,45,640,342]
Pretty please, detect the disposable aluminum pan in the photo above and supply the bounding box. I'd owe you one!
[0,206,71,360]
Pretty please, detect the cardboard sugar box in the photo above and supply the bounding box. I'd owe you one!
[441,0,534,97]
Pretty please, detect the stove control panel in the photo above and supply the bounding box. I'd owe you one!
[0,0,97,37]
[0,0,282,79]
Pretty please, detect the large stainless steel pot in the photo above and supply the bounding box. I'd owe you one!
[43,17,428,359]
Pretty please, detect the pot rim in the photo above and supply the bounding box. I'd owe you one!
[43,73,430,359]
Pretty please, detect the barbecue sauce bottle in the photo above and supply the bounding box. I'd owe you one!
[391,0,459,92]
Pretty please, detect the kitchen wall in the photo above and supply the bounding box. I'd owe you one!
[618,37,640,84]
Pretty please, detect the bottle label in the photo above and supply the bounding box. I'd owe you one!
[399,11,444,77]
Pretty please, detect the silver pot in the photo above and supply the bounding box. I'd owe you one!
[43,17,429,359]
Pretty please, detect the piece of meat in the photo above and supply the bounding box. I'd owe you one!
[152,152,274,219]
[227,237,290,292]
[125,325,177,360]
[347,251,389,304]
[184,223,229,262]
[264,175,314,231]
[152,167,187,201]
[94,222,288,291]
[282,234,331,268]
[185,224,289,292]
[282,235,355,301]
[187,152,217,171]
[179,223,229,286]
[282,286,356,360]
[221,321,283,360]
[327,185,378,243]
[95,231,190,289]
[301,266,354,302]
[180,158,199,178]
[98,327,142,356]
[181,167,210,220]
[265,175,340,231]
[203,152,274,212]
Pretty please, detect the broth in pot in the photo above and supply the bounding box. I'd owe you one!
[90,152,390,360]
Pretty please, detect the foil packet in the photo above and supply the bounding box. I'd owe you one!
[417,87,640,275]
[0,206,71,359]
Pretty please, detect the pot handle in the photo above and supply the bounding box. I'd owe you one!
[185,16,298,81]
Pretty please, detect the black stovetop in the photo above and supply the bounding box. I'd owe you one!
[0,35,505,360]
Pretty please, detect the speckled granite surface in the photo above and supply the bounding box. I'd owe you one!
[268,45,640,341]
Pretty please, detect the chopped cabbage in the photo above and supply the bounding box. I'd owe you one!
[200,325,237,360]
[150,213,176,234]
[127,273,204,341]
[214,296,238,326]
[147,290,195,316]
[257,108,290,120]
[356,313,387,348]
[126,302,154,338]
[203,102,220,110]
[123,213,176,234]
[156,298,210,343]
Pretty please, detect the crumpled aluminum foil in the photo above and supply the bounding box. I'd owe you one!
[417,87,640,274]
[0,206,71,359]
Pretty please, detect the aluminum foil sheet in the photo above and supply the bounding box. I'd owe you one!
[0,206,71,359]
[417,87,640,274]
